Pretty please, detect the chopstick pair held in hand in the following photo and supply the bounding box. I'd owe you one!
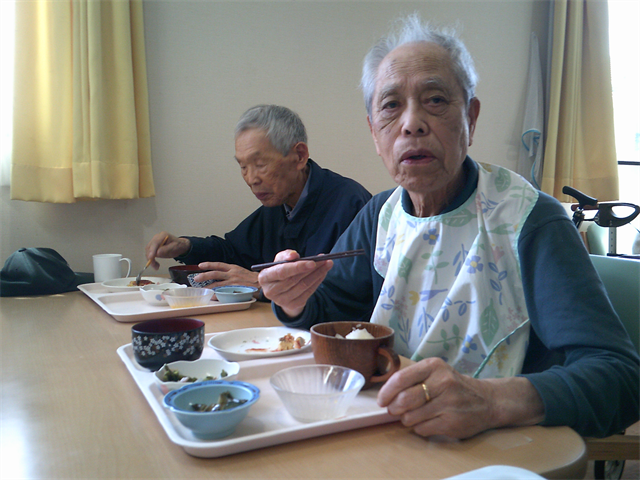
[250,249,365,272]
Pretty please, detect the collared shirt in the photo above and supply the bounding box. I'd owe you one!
[283,165,313,220]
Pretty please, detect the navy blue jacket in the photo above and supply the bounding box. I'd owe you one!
[177,159,371,268]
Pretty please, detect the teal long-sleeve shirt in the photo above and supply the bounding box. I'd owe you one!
[273,158,640,438]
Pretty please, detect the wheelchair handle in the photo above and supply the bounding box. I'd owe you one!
[563,185,640,229]
[562,186,598,209]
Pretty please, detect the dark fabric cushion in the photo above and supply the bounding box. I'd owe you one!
[0,247,94,297]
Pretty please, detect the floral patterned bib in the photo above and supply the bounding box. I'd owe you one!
[370,164,538,378]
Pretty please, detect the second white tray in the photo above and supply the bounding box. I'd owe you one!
[79,283,255,322]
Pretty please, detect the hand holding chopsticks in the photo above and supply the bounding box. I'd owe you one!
[136,235,169,285]
[250,249,365,272]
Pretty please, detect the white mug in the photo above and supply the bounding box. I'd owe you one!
[93,254,132,283]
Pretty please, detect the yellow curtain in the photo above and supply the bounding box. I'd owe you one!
[541,0,619,202]
[11,0,154,203]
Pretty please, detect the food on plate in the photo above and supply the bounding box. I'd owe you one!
[159,365,228,383]
[335,326,375,340]
[278,333,307,350]
[245,333,306,353]
[189,391,247,412]
[127,279,155,287]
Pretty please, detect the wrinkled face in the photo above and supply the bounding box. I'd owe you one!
[234,129,307,208]
[368,42,479,201]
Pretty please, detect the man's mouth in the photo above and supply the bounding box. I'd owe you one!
[401,149,435,163]
[253,192,270,201]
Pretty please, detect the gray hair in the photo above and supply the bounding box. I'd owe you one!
[361,13,478,118]
[235,105,308,156]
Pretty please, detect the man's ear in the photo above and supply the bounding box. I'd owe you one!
[368,115,381,156]
[293,142,309,169]
[467,97,481,146]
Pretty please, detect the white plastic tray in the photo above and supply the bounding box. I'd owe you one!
[79,283,255,322]
[117,333,399,458]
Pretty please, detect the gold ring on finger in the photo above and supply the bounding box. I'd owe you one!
[421,382,430,403]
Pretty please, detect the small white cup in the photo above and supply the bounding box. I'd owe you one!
[93,254,132,283]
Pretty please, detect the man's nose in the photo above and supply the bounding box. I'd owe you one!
[243,166,261,185]
[401,101,429,136]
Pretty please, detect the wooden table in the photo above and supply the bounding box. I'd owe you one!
[0,292,588,479]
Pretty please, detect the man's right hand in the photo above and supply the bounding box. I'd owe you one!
[145,232,191,270]
[257,249,333,318]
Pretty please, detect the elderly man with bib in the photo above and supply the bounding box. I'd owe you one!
[258,15,639,439]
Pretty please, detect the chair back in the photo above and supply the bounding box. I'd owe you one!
[590,255,640,353]
[586,224,608,255]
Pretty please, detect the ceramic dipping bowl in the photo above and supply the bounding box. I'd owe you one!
[212,285,258,303]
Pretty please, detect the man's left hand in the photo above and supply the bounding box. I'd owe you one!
[193,262,259,290]
[377,357,545,440]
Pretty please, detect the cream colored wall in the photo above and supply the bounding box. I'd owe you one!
[0,0,550,274]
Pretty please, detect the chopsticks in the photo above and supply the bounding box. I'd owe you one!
[250,249,365,272]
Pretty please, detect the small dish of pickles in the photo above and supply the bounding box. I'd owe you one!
[163,380,260,439]
[153,358,240,394]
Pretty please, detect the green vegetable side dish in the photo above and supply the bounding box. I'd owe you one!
[189,391,248,412]
[160,366,228,383]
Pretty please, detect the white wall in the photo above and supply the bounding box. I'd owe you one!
[0,0,550,274]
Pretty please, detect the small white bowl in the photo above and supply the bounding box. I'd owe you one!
[140,283,187,306]
[213,285,258,303]
[154,358,240,394]
[270,364,365,423]
[164,287,214,309]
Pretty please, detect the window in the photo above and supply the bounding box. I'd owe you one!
[609,0,640,254]
[0,0,15,187]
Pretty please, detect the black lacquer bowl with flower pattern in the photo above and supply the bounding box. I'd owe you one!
[131,318,205,371]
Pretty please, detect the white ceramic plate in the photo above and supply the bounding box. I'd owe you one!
[101,277,169,293]
[208,327,312,361]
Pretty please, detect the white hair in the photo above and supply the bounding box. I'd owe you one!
[235,105,307,156]
[361,13,478,118]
